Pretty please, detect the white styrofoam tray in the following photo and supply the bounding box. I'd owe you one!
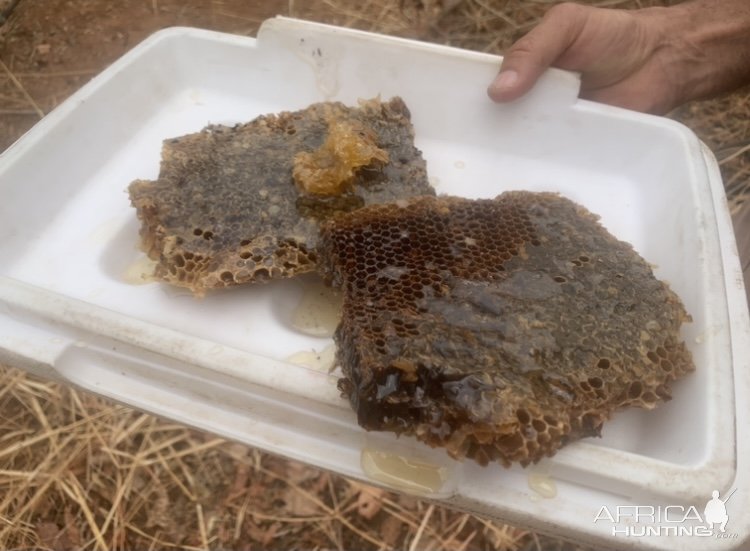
[0,18,748,550]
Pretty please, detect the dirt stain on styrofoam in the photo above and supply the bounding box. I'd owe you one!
[292,40,341,99]
[694,324,724,344]
[123,255,158,285]
[208,344,225,356]
[159,284,195,299]
[88,287,105,299]
[188,88,204,105]
[88,218,125,246]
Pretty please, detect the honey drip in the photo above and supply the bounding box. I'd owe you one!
[285,344,337,372]
[527,471,557,499]
[360,449,448,495]
[291,279,343,337]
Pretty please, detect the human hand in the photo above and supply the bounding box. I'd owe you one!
[487,1,750,115]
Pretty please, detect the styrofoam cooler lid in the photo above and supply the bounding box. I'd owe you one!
[0,18,748,550]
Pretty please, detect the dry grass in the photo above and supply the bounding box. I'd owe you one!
[672,94,750,213]
[0,373,530,550]
[1,0,749,550]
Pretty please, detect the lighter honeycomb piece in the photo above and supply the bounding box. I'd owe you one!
[318,192,694,467]
[293,119,389,195]
[128,97,432,294]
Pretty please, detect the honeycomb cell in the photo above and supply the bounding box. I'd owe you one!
[642,391,658,403]
[532,419,546,433]
[628,381,644,399]
[318,192,694,467]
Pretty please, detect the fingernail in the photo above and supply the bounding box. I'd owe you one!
[491,70,518,93]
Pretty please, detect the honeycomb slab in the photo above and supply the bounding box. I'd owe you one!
[318,192,694,467]
[128,97,432,293]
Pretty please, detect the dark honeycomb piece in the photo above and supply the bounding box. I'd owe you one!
[318,192,694,467]
[128,97,433,293]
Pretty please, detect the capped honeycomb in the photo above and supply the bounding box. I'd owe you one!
[318,192,694,467]
[128,97,432,294]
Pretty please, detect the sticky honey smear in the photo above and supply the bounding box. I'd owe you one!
[360,449,449,496]
[527,471,557,499]
[290,278,343,337]
[285,344,337,372]
[293,118,389,196]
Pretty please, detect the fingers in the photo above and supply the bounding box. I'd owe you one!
[488,2,589,102]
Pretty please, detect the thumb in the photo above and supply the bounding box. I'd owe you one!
[488,2,586,102]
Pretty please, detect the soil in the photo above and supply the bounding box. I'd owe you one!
[0,0,342,150]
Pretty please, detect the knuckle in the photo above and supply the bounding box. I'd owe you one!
[508,35,538,57]
[505,37,547,71]
[547,1,586,19]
